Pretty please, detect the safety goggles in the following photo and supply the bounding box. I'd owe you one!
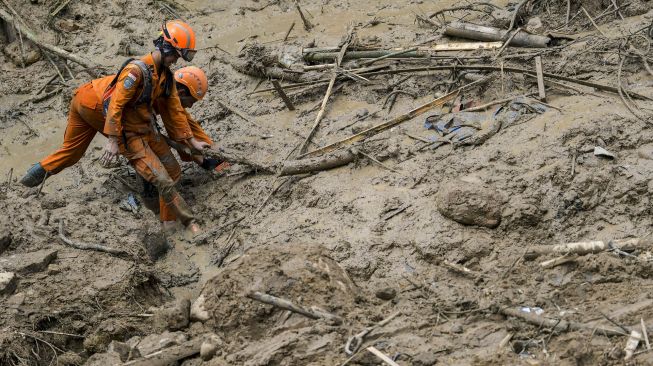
[162,23,197,61]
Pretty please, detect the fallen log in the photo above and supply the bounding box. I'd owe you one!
[444,21,550,48]
[161,135,275,174]
[0,9,99,70]
[279,150,357,176]
[123,338,202,366]
[303,42,502,62]
[525,237,652,260]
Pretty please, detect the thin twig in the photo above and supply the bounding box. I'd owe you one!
[581,6,607,37]
[36,171,49,198]
[508,0,528,31]
[58,220,130,257]
[283,21,296,42]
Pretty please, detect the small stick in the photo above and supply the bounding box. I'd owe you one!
[295,2,313,31]
[366,347,400,366]
[534,56,546,102]
[508,0,528,31]
[193,216,245,244]
[16,116,39,136]
[42,51,66,83]
[215,97,261,127]
[357,150,401,174]
[642,318,651,350]
[443,260,482,278]
[359,47,418,67]
[37,330,84,338]
[570,150,577,177]
[600,311,631,334]
[246,291,342,324]
[14,23,25,68]
[270,80,295,110]
[36,74,59,95]
[58,220,129,257]
[50,0,74,19]
[403,132,430,143]
[36,171,49,198]
[159,2,185,21]
[540,253,578,268]
[494,28,521,60]
[63,61,75,80]
[5,168,13,193]
[283,21,296,41]
[581,6,607,37]
[565,0,570,28]
[611,0,624,20]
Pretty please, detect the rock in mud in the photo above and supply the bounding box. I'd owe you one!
[154,298,191,331]
[3,40,41,66]
[40,195,68,209]
[200,333,222,361]
[637,144,653,160]
[502,197,544,228]
[0,271,17,296]
[0,230,11,255]
[375,287,397,301]
[55,351,84,365]
[190,294,211,322]
[84,351,122,366]
[0,249,57,274]
[436,180,502,228]
[107,340,141,361]
[130,331,188,356]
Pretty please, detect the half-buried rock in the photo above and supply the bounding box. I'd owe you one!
[436,179,502,228]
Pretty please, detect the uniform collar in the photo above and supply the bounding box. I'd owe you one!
[142,53,160,77]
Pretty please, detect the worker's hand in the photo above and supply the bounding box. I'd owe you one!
[101,137,119,168]
[189,138,210,152]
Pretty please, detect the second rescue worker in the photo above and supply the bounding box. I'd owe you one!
[100,20,207,233]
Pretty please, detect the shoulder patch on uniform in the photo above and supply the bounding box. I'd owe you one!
[123,73,137,89]
[177,72,183,79]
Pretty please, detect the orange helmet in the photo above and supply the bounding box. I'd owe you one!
[161,20,197,61]
[175,66,208,100]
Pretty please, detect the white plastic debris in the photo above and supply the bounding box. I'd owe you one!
[594,146,616,159]
[519,307,544,315]
[624,330,642,360]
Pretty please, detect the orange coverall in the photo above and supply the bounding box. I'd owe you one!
[103,54,196,224]
[155,100,212,162]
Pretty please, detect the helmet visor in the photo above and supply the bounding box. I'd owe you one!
[180,49,196,62]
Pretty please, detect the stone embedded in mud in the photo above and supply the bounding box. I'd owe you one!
[54,19,80,32]
[200,333,222,361]
[0,271,17,296]
[40,195,68,210]
[108,340,141,362]
[436,180,503,228]
[502,197,544,228]
[0,249,57,274]
[84,351,123,366]
[0,231,11,255]
[131,331,188,356]
[3,41,41,66]
[190,294,211,322]
[637,144,653,160]
[153,298,191,331]
[375,287,397,301]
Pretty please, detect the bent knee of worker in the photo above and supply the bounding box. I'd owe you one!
[153,177,177,201]
[159,152,181,181]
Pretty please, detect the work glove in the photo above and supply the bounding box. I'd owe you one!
[200,158,222,171]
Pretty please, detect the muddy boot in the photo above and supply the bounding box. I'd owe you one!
[161,220,178,234]
[19,163,47,187]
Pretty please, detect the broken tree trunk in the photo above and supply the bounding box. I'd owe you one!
[525,237,652,260]
[123,338,202,366]
[0,9,99,70]
[444,21,550,48]
[303,42,502,62]
[279,150,357,176]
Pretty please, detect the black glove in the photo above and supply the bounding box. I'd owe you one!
[200,158,222,171]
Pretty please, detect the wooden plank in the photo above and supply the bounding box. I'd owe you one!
[270,80,295,110]
[534,56,546,102]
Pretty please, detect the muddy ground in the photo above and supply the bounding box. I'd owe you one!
[1,0,653,365]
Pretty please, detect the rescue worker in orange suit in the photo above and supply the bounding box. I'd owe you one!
[141,66,229,220]
[20,20,207,233]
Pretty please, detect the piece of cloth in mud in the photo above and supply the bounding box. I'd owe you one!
[424,97,548,143]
